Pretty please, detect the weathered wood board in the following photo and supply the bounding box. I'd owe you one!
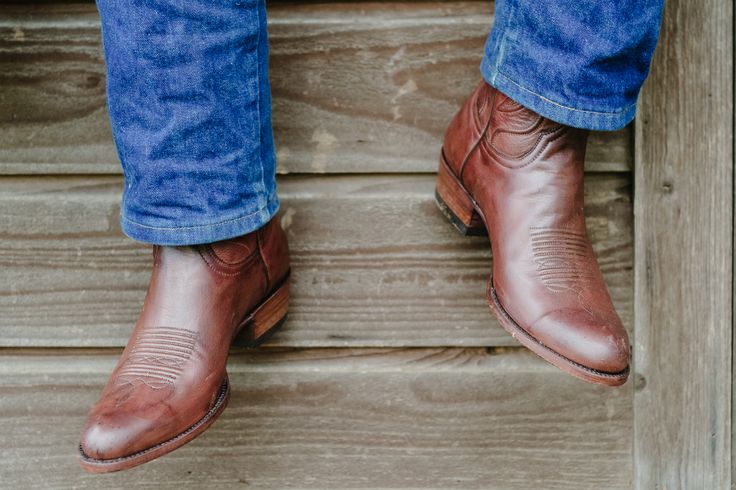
[633,0,734,488]
[0,348,633,489]
[0,173,633,348]
[0,2,631,175]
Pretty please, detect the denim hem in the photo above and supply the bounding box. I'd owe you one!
[120,195,280,246]
[480,57,637,131]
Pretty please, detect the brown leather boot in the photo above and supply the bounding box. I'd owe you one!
[436,81,630,386]
[79,217,290,472]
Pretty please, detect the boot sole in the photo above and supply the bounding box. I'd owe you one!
[78,274,291,472]
[435,150,629,386]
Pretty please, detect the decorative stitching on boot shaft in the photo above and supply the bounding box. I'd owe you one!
[530,227,596,294]
[116,326,198,389]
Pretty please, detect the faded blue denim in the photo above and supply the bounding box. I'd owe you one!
[96,0,278,245]
[96,0,662,246]
[482,0,664,130]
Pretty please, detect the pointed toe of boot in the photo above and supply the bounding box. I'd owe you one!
[79,409,186,473]
[530,308,631,379]
[79,418,145,471]
[79,410,154,464]
[80,418,133,462]
[79,379,232,473]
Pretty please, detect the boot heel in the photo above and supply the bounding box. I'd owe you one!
[435,151,487,236]
[234,273,290,348]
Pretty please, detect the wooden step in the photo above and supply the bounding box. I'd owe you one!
[0,348,633,489]
[0,2,631,175]
[0,173,632,348]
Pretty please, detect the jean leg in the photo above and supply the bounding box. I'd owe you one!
[481,0,664,130]
[96,0,278,245]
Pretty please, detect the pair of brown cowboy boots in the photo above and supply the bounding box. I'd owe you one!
[79,81,630,472]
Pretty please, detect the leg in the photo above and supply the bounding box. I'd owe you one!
[482,0,664,131]
[437,0,663,385]
[79,0,290,472]
[99,0,278,245]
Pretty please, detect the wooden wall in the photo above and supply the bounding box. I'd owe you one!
[0,1,730,489]
[633,1,733,488]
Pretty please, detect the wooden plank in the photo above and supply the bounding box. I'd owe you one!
[0,2,631,175]
[633,0,733,487]
[0,173,633,348]
[0,348,633,489]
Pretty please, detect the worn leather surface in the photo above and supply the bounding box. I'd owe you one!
[443,81,630,374]
[80,217,290,461]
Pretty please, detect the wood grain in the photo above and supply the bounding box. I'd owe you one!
[0,2,632,175]
[633,0,733,487]
[0,173,633,348]
[0,348,633,489]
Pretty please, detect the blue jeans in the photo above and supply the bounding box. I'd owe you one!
[97,0,278,246]
[96,0,662,246]
[483,0,664,130]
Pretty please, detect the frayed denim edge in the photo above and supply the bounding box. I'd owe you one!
[480,57,637,131]
[120,195,280,246]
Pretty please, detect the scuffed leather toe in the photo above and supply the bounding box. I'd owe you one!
[529,308,630,374]
[80,413,153,461]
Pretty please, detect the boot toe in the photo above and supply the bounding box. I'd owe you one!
[80,413,151,461]
[530,308,630,374]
